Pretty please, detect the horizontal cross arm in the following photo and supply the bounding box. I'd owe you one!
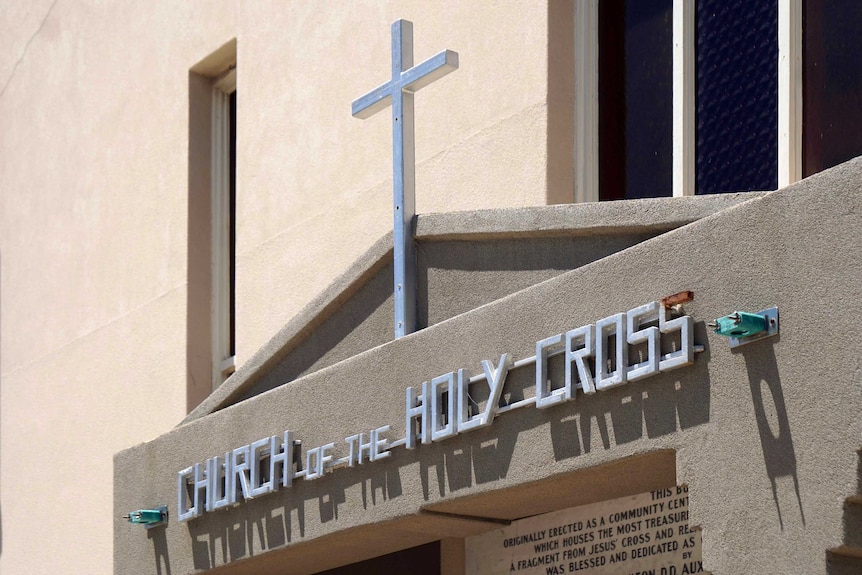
[401,50,459,93]
[352,82,394,119]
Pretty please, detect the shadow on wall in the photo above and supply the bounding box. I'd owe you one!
[556,321,713,457]
[187,500,306,570]
[417,233,662,329]
[148,528,171,575]
[418,321,713,500]
[742,336,805,529]
[178,322,713,572]
[184,454,409,571]
[0,252,3,559]
[186,70,215,413]
[236,264,393,403]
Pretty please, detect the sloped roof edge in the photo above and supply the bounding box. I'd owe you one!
[182,192,767,426]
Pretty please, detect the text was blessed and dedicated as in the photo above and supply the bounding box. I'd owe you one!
[465,486,703,575]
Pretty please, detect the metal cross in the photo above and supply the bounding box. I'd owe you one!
[352,19,458,339]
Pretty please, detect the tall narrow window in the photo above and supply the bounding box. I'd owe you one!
[802,0,862,177]
[695,0,778,193]
[598,0,674,200]
[577,2,789,201]
[212,68,236,389]
[187,41,238,410]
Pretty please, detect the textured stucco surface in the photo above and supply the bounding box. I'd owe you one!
[235,0,553,361]
[0,3,558,574]
[189,193,759,423]
[116,159,862,574]
[0,3,240,573]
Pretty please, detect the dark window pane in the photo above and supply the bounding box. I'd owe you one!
[599,0,673,200]
[803,0,862,176]
[229,91,237,357]
[696,0,778,194]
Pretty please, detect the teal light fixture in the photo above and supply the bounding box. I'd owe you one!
[709,307,779,348]
[710,311,767,338]
[123,506,168,528]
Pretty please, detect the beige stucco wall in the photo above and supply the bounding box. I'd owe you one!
[0,2,558,574]
[114,160,862,575]
[0,3,239,573]
[236,0,556,360]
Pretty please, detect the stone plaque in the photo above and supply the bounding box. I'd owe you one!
[465,486,703,575]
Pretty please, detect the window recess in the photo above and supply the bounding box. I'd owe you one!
[211,67,237,389]
[576,0,805,200]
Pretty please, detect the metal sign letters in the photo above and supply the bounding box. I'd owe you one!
[178,301,697,521]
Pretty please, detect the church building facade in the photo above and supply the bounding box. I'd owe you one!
[1,1,861,574]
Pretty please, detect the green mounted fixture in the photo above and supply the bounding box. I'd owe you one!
[709,307,779,349]
[710,311,767,338]
[123,506,168,528]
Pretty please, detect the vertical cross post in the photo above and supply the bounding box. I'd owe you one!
[352,20,458,339]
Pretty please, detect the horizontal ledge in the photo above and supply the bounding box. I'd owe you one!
[415,193,769,242]
[419,508,512,526]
